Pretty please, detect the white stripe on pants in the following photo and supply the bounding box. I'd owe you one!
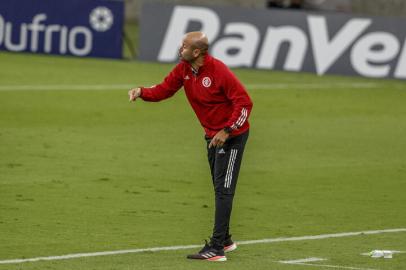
[224,149,238,188]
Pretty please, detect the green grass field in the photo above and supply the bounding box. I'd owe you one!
[1,51,406,270]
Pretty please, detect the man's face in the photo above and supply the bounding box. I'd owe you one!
[179,38,197,62]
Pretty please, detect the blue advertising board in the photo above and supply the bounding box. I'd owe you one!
[0,0,124,58]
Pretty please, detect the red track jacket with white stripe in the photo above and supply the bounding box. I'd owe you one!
[140,54,253,138]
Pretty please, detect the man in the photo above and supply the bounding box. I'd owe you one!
[128,32,253,262]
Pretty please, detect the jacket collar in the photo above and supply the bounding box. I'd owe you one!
[184,54,212,75]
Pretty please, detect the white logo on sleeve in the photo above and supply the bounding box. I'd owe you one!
[202,77,212,87]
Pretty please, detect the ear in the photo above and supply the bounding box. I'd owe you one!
[192,48,201,57]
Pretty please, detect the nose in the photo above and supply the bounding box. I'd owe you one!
[178,46,183,57]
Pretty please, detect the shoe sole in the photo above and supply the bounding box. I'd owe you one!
[186,254,227,261]
[224,243,237,253]
[207,256,227,261]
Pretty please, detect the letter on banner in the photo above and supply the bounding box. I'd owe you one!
[212,23,260,67]
[394,38,406,79]
[44,25,61,53]
[5,23,28,51]
[0,15,4,45]
[308,15,371,75]
[257,26,307,71]
[28,14,47,52]
[351,32,400,77]
[68,27,92,56]
[158,6,220,62]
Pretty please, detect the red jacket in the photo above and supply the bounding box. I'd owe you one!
[140,54,253,138]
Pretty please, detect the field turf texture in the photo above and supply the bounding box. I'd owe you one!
[0,52,406,270]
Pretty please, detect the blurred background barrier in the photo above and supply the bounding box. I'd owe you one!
[124,0,406,22]
[139,3,406,80]
[0,0,124,58]
[2,0,406,78]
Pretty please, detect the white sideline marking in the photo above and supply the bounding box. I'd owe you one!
[236,228,406,245]
[0,82,379,91]
[247,82,378,89]
[0,84,135,91]
[279,257,376,270]
[279,257,326,264]
[285,262,377,270]
[0,228,405,264]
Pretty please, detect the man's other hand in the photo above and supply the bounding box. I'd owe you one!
[129,88,141,102]
[209,129,230,148]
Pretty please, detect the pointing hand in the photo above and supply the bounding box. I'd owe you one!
[128,87,141,102]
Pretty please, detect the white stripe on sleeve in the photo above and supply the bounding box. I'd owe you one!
[233,108,248,129]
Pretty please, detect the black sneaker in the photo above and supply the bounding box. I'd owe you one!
[187,241,227,262]
[224,236,237,253]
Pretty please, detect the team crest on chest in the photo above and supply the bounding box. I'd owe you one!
[202,77,212,88]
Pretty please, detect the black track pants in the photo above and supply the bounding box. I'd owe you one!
[206,130,249,249]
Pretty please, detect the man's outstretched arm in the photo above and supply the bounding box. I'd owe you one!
[128,63,184,102]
